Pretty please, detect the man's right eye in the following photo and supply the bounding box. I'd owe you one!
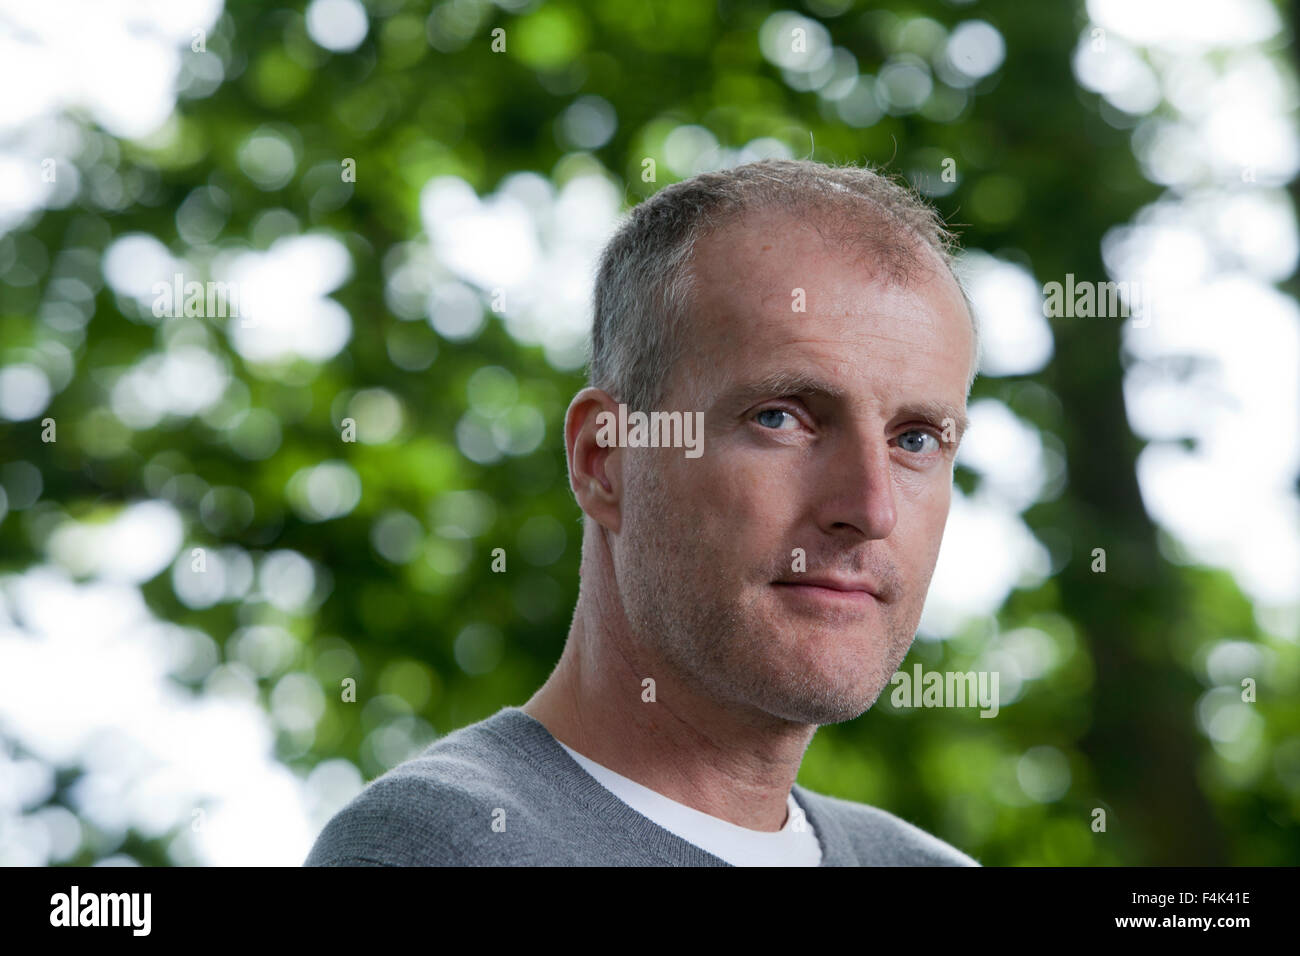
[754,408,795,429]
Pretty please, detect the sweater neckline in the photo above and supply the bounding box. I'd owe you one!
[481,705,852,867]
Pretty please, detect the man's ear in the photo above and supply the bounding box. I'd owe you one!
[565,387,623,534]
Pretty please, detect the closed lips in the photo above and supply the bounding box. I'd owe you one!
[773,577,880,597]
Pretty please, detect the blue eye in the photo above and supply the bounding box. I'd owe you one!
[897,429,939,453]
[756,409,792,429]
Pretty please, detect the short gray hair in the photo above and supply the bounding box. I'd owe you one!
[589,159,979,413]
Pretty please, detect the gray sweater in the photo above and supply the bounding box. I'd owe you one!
[303,706,979,866]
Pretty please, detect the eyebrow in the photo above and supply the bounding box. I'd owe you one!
[717,370,851,409]
[715,371,970,441]
[897,399,969,442]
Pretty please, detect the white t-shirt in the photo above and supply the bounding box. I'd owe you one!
[557,741,822,866]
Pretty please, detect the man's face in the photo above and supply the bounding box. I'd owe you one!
[612,209,974,726]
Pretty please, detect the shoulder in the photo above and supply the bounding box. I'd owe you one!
[303,711,544,866]
[797,787,980,866]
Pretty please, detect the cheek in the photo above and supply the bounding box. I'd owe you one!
[676,448,762,510]
[668,452,799,553]
[894,475,952,559]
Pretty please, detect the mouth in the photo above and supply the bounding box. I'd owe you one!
[770,579,882,609]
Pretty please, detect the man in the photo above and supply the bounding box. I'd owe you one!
[305,158,981,866]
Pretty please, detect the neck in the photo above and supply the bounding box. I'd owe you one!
[521,533,816,832]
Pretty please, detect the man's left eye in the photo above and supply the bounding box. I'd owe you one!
[897,429,940,453]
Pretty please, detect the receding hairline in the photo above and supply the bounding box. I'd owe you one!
[681,198,963,295]
[659,200,978,404]
[587,159,980,414]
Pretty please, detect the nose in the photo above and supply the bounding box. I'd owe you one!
[815,427,897,541]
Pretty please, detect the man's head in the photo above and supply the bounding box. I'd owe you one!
[567,159,978,727]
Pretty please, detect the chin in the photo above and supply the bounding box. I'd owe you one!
[748,662,886,726]
[759,694,874,727]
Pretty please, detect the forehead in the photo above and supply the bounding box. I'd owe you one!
[673,209,973,409]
